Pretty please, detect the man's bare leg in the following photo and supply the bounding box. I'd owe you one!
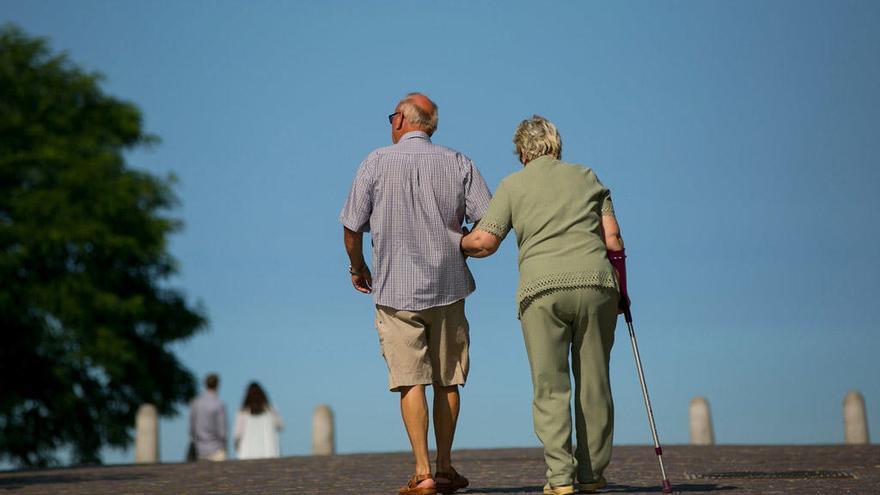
[433,384,460,473]
[400,385,435,488]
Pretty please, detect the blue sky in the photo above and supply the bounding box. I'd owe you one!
[3,0,878,464]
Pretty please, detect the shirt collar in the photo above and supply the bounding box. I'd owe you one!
[527,155,557,166]
[400,130,431,142]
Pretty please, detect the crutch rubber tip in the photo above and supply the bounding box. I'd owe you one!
[662,479,673,493]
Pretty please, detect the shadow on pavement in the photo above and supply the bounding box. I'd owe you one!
[603,483,739,493]
[462,484,738,494]
[462,487,543,494]
[0,472,151,491]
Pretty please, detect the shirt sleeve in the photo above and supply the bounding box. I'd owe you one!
[461,155,492,224]
[475,179,512,240]
[599,189,615,216]
[590,169,615,216]
[339,155,376,232]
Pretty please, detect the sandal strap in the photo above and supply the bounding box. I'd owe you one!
[435,468,459,478]
[409,473,433,486]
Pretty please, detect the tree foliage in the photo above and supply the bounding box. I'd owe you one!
[0,24,206,467]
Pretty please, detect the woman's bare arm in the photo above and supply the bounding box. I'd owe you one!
[602,214,625,251]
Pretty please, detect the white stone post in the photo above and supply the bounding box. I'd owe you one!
[843,390,870,444]
[689,396,715,445]
[135,404,159,463]
[312,404,335,455]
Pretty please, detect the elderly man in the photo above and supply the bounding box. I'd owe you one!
[340,93,490,495]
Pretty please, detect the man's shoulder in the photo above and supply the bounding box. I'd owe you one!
[194,392,223,407]
[424,141,469,159]
[357,149,382,167]
[372,140,470,161]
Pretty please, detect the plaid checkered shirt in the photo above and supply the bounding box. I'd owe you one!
[340,131,492,311]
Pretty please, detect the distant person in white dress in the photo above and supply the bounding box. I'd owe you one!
[233,382,284,460]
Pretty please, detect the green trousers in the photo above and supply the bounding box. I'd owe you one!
[520,286,618,487]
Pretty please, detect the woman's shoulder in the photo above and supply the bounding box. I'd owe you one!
[239,409,274,420]
[556,159,597,176]
[558,161,608,189]
[497,167,531,190]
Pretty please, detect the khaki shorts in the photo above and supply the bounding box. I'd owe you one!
[375,299,470,392]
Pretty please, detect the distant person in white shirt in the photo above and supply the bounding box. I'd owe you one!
[189,373,228,461]
[233,382,283,459]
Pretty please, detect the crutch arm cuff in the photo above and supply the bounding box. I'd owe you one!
[607,248,630,313]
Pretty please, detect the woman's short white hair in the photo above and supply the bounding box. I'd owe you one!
[513,115,562,164]
[398,93,439,135]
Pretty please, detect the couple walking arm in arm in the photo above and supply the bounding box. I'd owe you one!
[341,95,628,495]
[189,376,283,462]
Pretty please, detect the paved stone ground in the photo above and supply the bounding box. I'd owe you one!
[0,446,878,494]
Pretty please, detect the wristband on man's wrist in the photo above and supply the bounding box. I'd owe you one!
[348,264,365,275]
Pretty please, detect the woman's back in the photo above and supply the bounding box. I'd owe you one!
[479,155,618,314]
[235,407,283,460]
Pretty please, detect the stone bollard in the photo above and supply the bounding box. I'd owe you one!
[135,404,159,463]
[689,396,715,445]
[312,404,336,455]
[843,390,870,444]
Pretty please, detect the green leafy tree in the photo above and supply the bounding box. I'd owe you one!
[0,24,207,467]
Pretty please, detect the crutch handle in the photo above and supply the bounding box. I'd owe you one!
[619,292,633,323]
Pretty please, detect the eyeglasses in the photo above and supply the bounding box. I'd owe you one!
[388,112,400,124]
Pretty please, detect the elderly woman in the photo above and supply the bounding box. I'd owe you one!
[461,116,628,495]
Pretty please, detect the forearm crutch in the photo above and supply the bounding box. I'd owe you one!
[622,304,673,493]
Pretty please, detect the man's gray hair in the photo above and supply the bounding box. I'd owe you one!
[398,92,439,135]
[513,115,562,164]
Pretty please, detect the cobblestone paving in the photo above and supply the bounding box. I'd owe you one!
[0,445,877,494]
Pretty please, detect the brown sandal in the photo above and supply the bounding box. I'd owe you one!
[435,467,469,494]
[399,473,437,495]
